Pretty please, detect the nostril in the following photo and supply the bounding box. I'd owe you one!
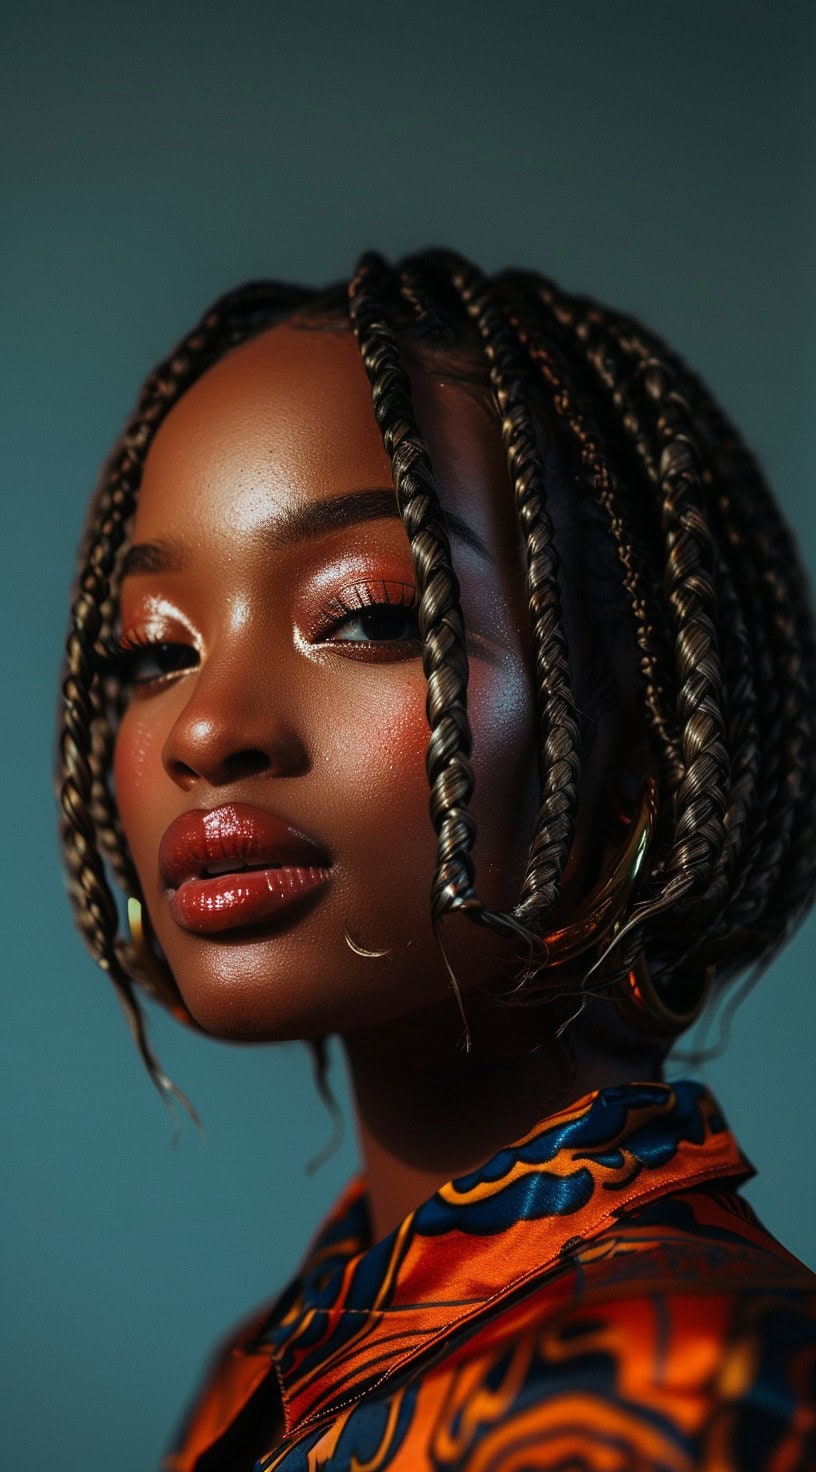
[219,749,272,782]
[166,749,272,789]
[161,697,310,788]
[165,758,200,792]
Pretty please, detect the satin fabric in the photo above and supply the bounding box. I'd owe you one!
[164,1080,816,1470]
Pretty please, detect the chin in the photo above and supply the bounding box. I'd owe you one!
[172,966,330,1043]
[168,944,457,1045]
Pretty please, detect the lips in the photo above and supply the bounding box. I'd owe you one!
[159,803,332,935]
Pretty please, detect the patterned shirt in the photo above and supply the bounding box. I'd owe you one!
[163,1079,816,1470]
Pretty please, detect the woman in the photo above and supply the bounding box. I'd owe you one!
[59,250,816,1470]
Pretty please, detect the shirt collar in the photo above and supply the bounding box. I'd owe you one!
[256,1078,752,1434]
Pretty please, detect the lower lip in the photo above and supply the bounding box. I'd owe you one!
[168,866,332,935]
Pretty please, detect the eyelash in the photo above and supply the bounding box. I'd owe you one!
[97,630,199,690]
[309,580,421,648]
[97,581,422,689]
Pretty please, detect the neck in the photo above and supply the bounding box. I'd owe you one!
[340,988,660,1243]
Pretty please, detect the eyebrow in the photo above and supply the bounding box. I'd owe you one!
[119,487,494,577]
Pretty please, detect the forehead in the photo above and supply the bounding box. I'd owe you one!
[143,325,391,501]
[134,323,522,575]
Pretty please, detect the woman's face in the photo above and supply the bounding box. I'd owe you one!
[112,323,593,1041]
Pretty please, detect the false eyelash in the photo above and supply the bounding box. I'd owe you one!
[94,631,193,685]
[312,580,420,639]
[95,632,144,679]
[318,580,417,619]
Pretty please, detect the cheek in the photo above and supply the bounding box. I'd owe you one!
[323,668,431,847]
[112,707,164,878]
[323,651,536,916]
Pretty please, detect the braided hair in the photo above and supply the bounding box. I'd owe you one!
[58,248,816,1109]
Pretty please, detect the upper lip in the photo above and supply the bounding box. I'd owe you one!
[159,803,332,889]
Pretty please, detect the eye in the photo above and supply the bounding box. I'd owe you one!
[98,635,199,689]
[330,605,421,643]
[314,580,422,651]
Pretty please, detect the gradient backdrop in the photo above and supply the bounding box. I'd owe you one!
[2,4,814,1469]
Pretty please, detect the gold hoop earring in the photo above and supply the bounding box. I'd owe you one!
[121,897,193,1025]
[612,950,714,1040]
[537,776,657,967]
[535,776,711,1038]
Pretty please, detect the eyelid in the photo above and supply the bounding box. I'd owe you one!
[96,629,200,690]
[301,577,419,644]
[109,598,201,648]
[113,591,198,637]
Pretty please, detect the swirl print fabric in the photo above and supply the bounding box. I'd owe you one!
[164,1081,816,1470]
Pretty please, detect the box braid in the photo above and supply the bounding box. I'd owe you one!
[671,383,815,966]
[572,309,765,954]
[441,253,583,929]
[543,301,777,963]
[526,284,815,991]
[685,402,814,973]
[58,248,816,1106]
[591,295,811,933]
[554,302,760,906]
[497,271,740,1002]
[462,269,690,992]
[499,275,685,803]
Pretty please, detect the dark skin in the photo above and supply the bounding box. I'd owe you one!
[113,323,661,1245]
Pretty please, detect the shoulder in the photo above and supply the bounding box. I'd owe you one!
[417,1189,816,1471]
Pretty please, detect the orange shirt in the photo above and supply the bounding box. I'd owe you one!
[164,1080,816,1470]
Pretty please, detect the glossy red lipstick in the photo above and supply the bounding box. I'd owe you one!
[159,803,332,935]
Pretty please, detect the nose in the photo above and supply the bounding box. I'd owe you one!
[160,652,308,791]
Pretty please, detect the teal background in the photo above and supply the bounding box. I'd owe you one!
[1,3,814,1468]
